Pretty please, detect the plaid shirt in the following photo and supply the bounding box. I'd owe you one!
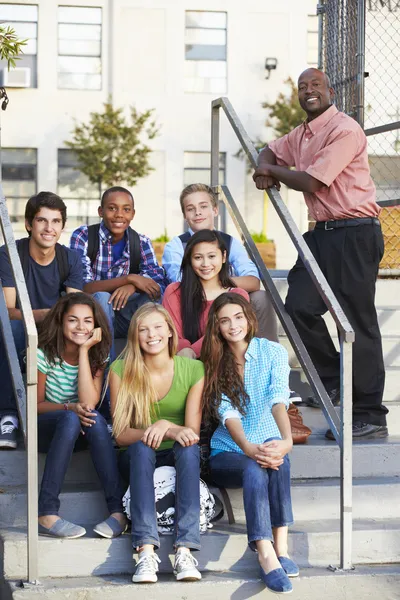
[70,222,167,293]
[210,337,290,455]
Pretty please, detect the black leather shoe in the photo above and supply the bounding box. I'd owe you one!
[352,422,388,439]
[325,421,388,441]
[305,387,340,409]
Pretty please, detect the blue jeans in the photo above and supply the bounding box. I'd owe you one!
[38,410,124,517]
[0,320,26,419]
[119,441,201,551]
[209,440,293,550]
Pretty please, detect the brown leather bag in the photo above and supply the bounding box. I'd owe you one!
[288,403,312,444]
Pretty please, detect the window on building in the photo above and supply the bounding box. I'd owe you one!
[58,6,102,90]
[183,151,227,229]
[307,14,319,67]
[0,4,38,88]
[57,149,101,229]
[1,148,37,222]
[184,11,227,94]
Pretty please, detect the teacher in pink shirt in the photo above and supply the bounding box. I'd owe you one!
[253,68,388,441]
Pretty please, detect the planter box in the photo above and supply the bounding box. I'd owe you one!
[379,207,400,271]
[254,241,276,269]
[152,240,277,270]
[152,242,166,264]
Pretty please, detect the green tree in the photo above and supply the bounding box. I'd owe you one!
[0,25,27,68]
[65,101,160,189]
[261,77,305,140]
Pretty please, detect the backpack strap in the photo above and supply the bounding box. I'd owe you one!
[218,231,233,256]
[127,227,141,274]
[179,231,191,250]
[55,244,70,291]
[87,223,101,268]
[16,238,30,280]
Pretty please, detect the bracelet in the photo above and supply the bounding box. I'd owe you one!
[63,403,69,411]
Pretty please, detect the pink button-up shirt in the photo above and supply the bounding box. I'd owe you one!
[268,104,380,222]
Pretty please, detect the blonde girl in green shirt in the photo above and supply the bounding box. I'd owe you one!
[110,303,204,584]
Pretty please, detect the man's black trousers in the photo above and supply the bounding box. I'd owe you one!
[285,221,387,426]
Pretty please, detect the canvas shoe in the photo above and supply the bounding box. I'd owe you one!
[132,550,161,583]
[173,549,201,581]
[0,416,18,449]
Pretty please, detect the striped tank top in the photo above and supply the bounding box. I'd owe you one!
[37,348,79,404]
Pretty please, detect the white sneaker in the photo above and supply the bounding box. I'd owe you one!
[173,549,201,581]
[289,390,302,404]
[132,551,161,583]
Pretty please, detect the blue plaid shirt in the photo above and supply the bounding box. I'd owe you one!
[211,337,290,455]
[70,222,167,293]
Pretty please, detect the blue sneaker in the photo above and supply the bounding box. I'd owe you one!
[278,556,299,578]
[259,566,293,594]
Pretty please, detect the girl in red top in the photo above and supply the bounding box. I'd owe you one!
[163,230,248,358]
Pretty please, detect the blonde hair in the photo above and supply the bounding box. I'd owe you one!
[112,303,178,439]
[179,183,218,213]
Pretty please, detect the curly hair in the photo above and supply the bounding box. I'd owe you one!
[201,293,258,423]
[38,292,111,376]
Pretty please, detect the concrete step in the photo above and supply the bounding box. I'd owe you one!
[298,403,400,436]
[212,476,400,524]
[2,475,399,528]
[289,364,400,403]
[0,484,108,528]
[2,519,400,579]
[281,334,400,368]
[4,566,400,600]
[2,436,399,488]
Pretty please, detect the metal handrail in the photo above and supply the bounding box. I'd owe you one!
[0,187,38,584]
[211,97,354,570]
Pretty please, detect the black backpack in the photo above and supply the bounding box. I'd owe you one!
[17,237,69,294]
[87,223,141,275]
[179,230,233,255]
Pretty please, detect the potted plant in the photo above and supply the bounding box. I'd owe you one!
[250,231,276,269]
[152,230,170,263]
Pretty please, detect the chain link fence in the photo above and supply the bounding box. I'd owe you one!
[318,0,400,272]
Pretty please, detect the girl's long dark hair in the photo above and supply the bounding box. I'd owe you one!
[201,293,258,423]
[38,292,112,376]
[180,229,235,343]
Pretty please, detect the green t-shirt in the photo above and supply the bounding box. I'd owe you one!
[110,355,204,451]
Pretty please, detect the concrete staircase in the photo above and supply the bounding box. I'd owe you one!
[1,278,400,599]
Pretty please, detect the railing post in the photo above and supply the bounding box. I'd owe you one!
[339,337,353,570]
[355,0,366,127]
[211,105,220,189]
[0,191,39,584]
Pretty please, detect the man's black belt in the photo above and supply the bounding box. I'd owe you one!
[315,217,380,231]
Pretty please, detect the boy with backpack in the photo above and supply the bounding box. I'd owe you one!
[70,186,167,345]
[0,191,83,449]
[162,183,278,342]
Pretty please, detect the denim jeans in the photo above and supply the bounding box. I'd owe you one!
[38,410,124,517]
[0,320,26,420]
[209,439,293,550]
[118,441,201,551]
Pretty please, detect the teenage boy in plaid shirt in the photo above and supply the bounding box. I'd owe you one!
[70,186,167,347]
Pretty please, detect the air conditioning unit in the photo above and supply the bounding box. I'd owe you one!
[0,68,31,88]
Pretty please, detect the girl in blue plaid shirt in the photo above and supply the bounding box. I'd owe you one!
[201,293,298,594]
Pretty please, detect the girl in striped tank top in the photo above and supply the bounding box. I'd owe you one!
[37,292,127,540]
